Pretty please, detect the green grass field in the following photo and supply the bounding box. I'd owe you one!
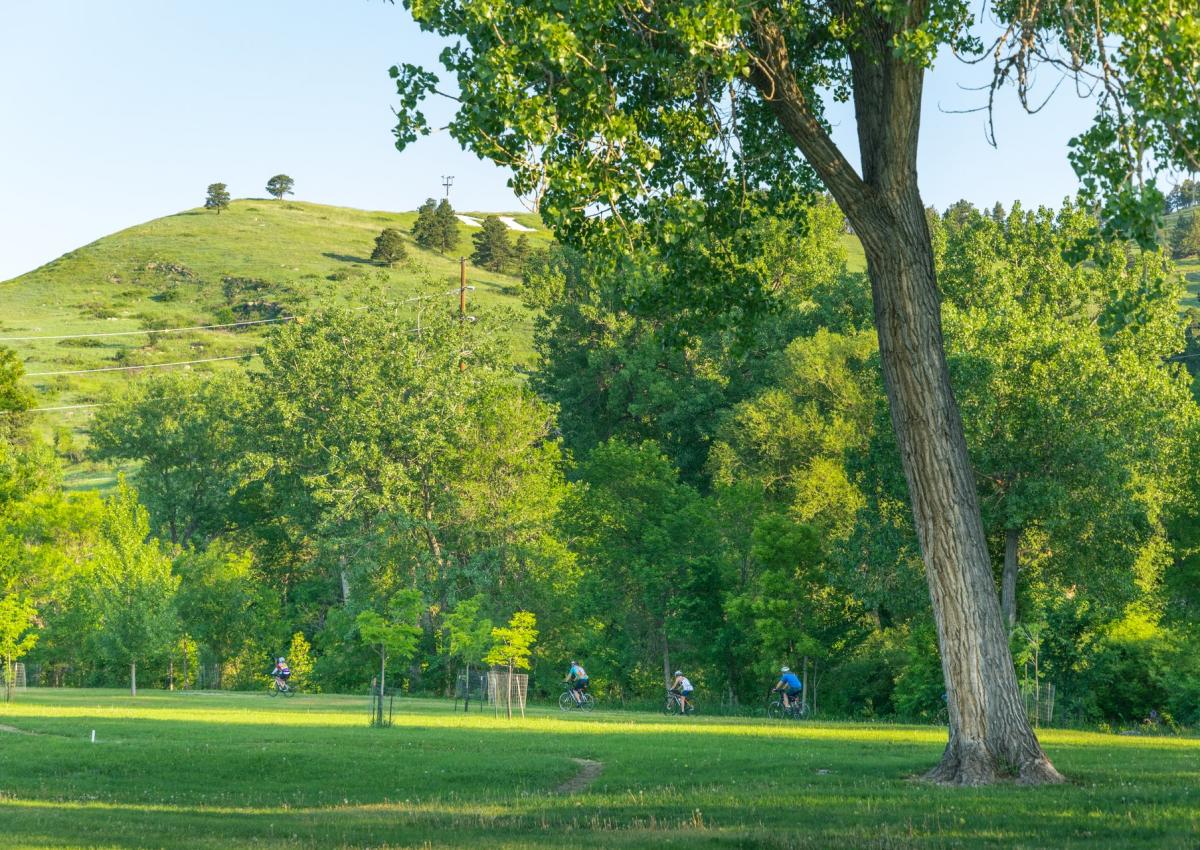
[1,690,1197,849]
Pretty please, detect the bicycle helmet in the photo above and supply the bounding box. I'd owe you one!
[674,670,683,676]
[278,657,286,663]
[780,666,790,673]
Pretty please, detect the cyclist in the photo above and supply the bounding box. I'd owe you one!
[565,660,589,705]
[773,666,802,710]
[669,670,693,713]
[271,657,291,691]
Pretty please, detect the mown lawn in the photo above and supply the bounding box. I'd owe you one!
[0,690,1196,849]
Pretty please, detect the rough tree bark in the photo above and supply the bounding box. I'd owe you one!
[750,9,1062,784]
[1001,527,1020,630]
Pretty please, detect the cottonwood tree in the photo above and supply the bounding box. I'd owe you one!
[391,0,1199,784]
[266,174,295,200]
[93,480,179,696]
[204,183,231,214]
[484,610,537,719]
[442,594,493,710]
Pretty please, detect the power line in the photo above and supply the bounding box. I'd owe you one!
[26,353,257,377]
[1,287,473,343]
[0,315,297,342]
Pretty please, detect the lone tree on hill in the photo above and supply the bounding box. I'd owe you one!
[204,183,231,214]
[393,0,1200,785]
[471,216,513,272]
[265,174,295,200]
[371,228,409,265]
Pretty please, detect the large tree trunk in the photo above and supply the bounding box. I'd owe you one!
[750,9,1062,786]
[863,204,1061,785]
[130,661,137,697]
[661,630,671,690]
[1001,527,1020,630]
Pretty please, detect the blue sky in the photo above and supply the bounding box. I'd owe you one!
[0,0,1098,281]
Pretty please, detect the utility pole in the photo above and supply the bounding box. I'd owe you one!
[441,175,454,199]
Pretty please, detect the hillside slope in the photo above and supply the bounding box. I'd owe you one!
[0,200,546,396]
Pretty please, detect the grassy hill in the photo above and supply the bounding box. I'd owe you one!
[0,199,549,488]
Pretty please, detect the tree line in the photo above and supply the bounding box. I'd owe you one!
[3,199,1197,733]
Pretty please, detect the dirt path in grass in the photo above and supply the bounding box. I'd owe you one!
[556,758,603,794]
[0,724,37,736]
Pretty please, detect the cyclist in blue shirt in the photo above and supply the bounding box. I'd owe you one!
[565,661,589,705]
[773,666,802,710]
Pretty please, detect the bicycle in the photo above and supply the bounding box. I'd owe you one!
[767,693,808,720]
[268,677,296,697]
[663,690,697,716]
[558,688,596,712]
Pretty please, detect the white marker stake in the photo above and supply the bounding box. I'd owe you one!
[91,730,96,743]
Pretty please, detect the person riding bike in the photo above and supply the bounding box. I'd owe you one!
[773,666,802,710]
[669,670,693,712]
[271,657,291,690]
[564,660,589,705]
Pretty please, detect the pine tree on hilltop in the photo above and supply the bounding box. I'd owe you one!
[371,228,408,266]
[472,216,513,272]
[205,183,231,214]
[265,174,294,200]
[433,199,461,254]
[511,234,531,271]
[412,198,439,250]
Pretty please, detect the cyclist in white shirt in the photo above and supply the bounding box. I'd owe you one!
[669,670,693,712]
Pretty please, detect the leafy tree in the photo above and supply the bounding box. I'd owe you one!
[485,610,537,671]
[0,594,37,701]
[560,439,721,691]
[204,183,231,214]
[471,216,512,272]
[175,544,269,688]
[393,0,1200,784]
[357,589,423,724]
[265,174,295,200]
[1166,179,1200,213]
[91,372,254,546]
[511,234,531,271]
[371,228,409,265]
[93,480,180,695]
[284,632,316,691]
[442,594,493,709]
[1170,213,1200,259]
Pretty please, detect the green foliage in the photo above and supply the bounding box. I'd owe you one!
[358,590,423,673]
[92,479,180,694]
[265,174,295,201]
[285,632,315,692]
[442,594,492,666]
[370,228,408,265]
[484,610,537,671]
[412,198,460,254]
[0,594,38,700]
[1169,213,1200,259]
[175,544,271,686]
[204,183,231,214]
[471,216,513,272]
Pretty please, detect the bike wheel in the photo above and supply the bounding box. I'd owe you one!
[792,700,808,718]
[282,685,295,697]
[559,692,576,711]
[684,700,697,716]
[767,700,783,720]
[581,693,595,712]
[664,696,679,715]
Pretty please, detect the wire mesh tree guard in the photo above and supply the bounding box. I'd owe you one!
[487,666,528,719]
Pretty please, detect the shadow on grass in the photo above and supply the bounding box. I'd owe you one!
[322,252,373,265]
